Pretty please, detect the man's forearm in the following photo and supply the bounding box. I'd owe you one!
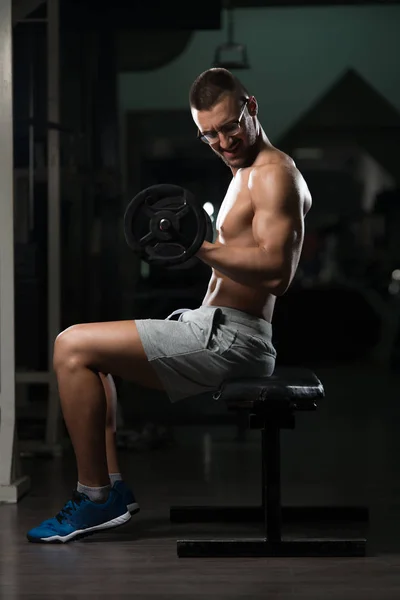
[196,242,283,290]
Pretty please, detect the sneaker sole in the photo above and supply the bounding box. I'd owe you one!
[127,502,140,515]
[27,510,131,544]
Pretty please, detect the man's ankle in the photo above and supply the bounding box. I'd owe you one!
[77,482,111,503]
[109,473,123,486]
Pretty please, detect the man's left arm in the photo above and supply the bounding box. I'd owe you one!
[196,166,305,295]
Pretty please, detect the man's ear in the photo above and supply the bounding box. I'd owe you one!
[247,96,258,117]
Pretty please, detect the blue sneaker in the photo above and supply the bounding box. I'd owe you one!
[26,488,131,543]
[113,480,140,515]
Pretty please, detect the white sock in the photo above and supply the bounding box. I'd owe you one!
[109,473,123,486]
[77,482,111,503]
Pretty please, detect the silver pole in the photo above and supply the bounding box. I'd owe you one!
[0,0,30,500]
[0,0,15,486]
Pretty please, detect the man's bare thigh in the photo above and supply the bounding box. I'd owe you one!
[57,320,164,391]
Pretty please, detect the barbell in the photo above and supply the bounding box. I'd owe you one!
[123,183,214,268]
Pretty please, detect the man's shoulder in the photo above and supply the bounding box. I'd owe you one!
[248,154,299,189]
[245,151,311,211]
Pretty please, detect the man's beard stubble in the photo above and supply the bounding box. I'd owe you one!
[213,139,259,169]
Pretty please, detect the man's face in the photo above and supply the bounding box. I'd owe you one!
[191,94,257,169]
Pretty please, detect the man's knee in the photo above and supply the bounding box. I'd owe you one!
[53,324,86,373]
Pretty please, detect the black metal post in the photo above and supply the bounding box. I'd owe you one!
[264,421,282,542]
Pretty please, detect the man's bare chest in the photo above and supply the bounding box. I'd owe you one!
[216,184,254,241]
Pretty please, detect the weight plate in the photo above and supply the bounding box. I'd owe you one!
[167,210,214,271]
[124,184,207,266]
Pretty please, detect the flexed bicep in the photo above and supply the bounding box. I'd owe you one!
[249,165,306,293]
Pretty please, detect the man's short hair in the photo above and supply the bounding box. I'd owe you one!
[189,68,249,110]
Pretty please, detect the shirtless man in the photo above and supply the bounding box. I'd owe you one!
[27,68,311,543]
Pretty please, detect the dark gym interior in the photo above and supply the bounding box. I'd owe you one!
[1,0,400,598]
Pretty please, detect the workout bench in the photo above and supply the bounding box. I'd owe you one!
[170,367,368,557]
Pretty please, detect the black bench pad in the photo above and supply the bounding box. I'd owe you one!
[213,367,325,410]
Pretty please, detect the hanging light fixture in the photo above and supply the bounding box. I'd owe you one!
[213,1,249,70]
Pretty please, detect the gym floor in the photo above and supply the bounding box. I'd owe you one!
[1,364,400,599]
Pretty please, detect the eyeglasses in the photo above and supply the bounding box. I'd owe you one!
[197,99,249,145]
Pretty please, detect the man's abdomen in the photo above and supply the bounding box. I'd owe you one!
[202,273,276,322]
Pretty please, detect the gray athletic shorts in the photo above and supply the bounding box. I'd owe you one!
[136,305,276,402]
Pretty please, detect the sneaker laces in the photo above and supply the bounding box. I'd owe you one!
[55,490,87,524]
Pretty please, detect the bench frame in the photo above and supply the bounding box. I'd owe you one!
[171,374,369,558]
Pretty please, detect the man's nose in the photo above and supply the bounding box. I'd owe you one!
[217,131,234,148]
[218,130,232,143]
